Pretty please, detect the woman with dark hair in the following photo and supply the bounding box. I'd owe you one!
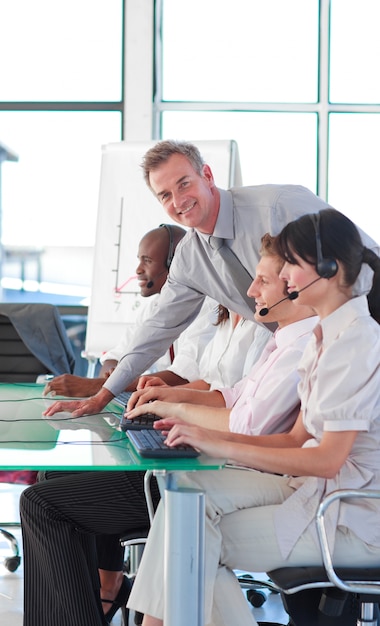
[126,208,380,626]
[276,207,380,323]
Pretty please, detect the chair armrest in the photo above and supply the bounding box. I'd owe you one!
[316,488,380,595]
[144,470,155,525]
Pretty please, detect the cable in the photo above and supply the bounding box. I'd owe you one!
[0,396,90,402]
[0,397,59,403]
[0,381,53,385]
[0,410,122,423]
[0,436,127,445]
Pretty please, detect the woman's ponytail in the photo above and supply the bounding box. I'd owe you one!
[363,247,380,324]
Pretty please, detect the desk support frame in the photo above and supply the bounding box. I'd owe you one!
[164,487,206,626]
[0,384,224,626]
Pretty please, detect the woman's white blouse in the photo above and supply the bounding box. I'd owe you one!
[274,295,380,559]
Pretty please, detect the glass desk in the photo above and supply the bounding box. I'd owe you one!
[0,382,225,626]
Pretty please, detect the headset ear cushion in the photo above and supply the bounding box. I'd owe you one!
[317,258,338,279]
[159,223,174,269]
[312,213,338,279]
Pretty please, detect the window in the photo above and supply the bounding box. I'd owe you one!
[0,0,123,252]
[1,111,121,247]
[0,0,122,102]
[162,111,318,191]
[156,0,380,244]
[161,0,318,103]
[2,0,380,296]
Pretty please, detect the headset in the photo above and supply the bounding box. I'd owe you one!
[311,213,338,279]
[159,223,175,269]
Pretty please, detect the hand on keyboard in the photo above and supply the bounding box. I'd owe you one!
[126,429,200,458]
[120,412,160,432]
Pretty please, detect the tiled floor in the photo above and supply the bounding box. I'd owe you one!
[0,484,288,626]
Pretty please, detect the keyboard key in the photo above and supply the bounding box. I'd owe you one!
[126,429,200,458]
[113,391,133,408]
[120,412,160,431]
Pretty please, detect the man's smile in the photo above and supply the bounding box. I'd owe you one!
[178,201,196,215]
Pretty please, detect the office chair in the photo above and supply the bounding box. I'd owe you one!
[0,303,75,381]
[265,489,380,626]
[119,470,156,625]
[0,303,75,571]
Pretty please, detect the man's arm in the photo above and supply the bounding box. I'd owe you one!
[103,277,206,397]
[44,279,206,416]
[43,357,119,398]
[43,375,105,398]
[165,297,218,383]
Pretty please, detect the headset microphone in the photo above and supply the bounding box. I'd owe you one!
[258,291,298,317]
[146,270,168,289]
[286,276,323,300]
[259,213,336,317]
[258,277,322,316]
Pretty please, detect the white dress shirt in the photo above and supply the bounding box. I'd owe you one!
[101,295,218,380]
[194,318,271,389]
[220,316,318,436]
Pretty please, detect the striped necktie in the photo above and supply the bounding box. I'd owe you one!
[209,236,255,311]
[169,344,175,363]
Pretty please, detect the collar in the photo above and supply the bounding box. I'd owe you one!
[197,188,234,243]
[319,295,370,347]
[274,316,319,351]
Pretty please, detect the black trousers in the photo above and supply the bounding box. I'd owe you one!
[38,470,146,571]
[20,470,160,626]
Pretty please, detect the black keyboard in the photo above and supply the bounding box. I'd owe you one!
[120,412,160,431]
[113,390,133,408]
[126,428,200,459]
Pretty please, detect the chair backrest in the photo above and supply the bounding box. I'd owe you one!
[0,303,75,382]
[0,314,49,382]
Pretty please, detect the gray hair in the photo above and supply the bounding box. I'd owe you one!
[141,140,205,190]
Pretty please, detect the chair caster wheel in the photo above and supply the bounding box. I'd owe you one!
[247,588,267,607]
[3,555,21,572]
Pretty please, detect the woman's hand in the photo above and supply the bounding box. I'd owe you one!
[164,422,229,458]
[127,386,189,411]
[126,402,230,458]
[125,399,183,422]
[137,375,169,389]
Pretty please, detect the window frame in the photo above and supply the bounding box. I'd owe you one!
[151,0,380,201]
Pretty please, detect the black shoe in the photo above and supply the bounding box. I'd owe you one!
[134,610,144,625]
[102,575,132,624]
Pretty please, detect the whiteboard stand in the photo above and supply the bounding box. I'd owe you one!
[81,351,99,378]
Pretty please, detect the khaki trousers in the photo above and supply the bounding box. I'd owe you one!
[128,467,380,626]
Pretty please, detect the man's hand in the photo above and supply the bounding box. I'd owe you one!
[43,389,114,418]
[43,374,104,398]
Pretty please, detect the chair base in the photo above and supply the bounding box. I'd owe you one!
[268,567,380,626]
[0,528,21,572]
[237,573,277,607]
[283,589,380,625]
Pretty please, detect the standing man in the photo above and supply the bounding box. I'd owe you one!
[45,140,378,417]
